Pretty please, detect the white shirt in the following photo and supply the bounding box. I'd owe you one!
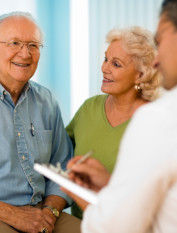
[82,86,177,233]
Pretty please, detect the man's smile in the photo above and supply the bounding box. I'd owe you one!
[11,62,30,67]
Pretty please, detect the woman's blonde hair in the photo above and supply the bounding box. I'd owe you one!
[106,26,162,101]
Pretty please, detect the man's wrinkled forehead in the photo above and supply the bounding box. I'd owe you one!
[0,16,42,42]
[0,15,29,27]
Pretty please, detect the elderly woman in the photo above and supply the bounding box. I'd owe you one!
[66,26,161,218]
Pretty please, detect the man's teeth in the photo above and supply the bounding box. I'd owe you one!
[12,62,30,67]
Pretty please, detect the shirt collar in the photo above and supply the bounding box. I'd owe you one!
[0,84,7,101]
[0,82,31,101]
[23,82,31,93]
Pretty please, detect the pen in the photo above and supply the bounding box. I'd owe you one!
[65,150,93,174]
[31,123,35,136]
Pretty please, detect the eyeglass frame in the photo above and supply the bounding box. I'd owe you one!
[0,40,43,53]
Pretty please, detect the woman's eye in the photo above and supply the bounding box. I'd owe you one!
[113,62,121,67]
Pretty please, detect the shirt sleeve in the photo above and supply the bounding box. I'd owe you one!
[82,103,177,233]
[45,100,73,205]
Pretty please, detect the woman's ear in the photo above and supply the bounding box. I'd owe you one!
[139,72,143,78]
[135,72,144,84]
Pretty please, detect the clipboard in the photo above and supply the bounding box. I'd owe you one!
[34,163,98,205]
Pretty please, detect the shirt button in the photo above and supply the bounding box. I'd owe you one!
[22,155,25,160]
[3,91,7,95]
[18,132,21,136]
[14,110,17,113]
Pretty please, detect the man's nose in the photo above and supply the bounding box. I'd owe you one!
[18,44,31,57]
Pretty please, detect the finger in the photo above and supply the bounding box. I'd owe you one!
[41,220,53,233]
[43,208,56,225]
[68,171,76,181]
[71,163,95,175]
[76,178,91,189]
[69,172,92,189]
[67,156,83,169]
[86,157,106,168]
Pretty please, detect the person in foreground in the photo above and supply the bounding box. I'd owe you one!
[0,12,80,233]
[63,0,177,232]
[66,26,161,218]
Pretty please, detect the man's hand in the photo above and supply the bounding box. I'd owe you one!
[42,207,56,232]
[67,156,110,192]
[8,206,54,233]
[10,195,66,233]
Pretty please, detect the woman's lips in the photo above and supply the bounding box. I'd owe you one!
[103,77,114,83]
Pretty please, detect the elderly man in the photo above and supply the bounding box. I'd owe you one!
[0,12,80,233]
[64,0,177,232]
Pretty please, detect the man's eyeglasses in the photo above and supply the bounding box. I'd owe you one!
[0,40,43,54]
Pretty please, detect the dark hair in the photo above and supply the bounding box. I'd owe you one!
[161,0,177,29]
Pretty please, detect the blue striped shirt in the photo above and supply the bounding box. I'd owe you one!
[0,81,73,206]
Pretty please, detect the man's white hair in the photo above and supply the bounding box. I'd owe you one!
[0,11,43,43]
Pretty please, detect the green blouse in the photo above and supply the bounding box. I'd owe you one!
[66,94,130,218]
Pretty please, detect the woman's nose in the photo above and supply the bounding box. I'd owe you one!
[102,61,111,73]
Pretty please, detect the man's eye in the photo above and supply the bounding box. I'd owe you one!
[11,41,20,46]
[29,43,38,49]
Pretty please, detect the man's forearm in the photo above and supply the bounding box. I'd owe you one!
[43,195,67,212]
[0,201,18,224]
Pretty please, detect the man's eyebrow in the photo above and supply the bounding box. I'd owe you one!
[4,37,19,41]
[4,37,41,43]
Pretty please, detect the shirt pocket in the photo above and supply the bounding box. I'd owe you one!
[35,130,52,163]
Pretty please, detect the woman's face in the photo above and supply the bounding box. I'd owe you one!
[101,40,140,96]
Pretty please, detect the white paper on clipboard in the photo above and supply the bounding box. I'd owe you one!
[34,163,98,205]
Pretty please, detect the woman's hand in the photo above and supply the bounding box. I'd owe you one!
[67,156,110,192]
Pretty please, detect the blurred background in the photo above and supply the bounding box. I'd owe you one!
[1,0,163,125]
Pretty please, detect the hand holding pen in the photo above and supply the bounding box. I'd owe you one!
[65,150,93,175]
[66,151,110,192]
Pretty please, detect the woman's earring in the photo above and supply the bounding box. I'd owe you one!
[134,84,142,92]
